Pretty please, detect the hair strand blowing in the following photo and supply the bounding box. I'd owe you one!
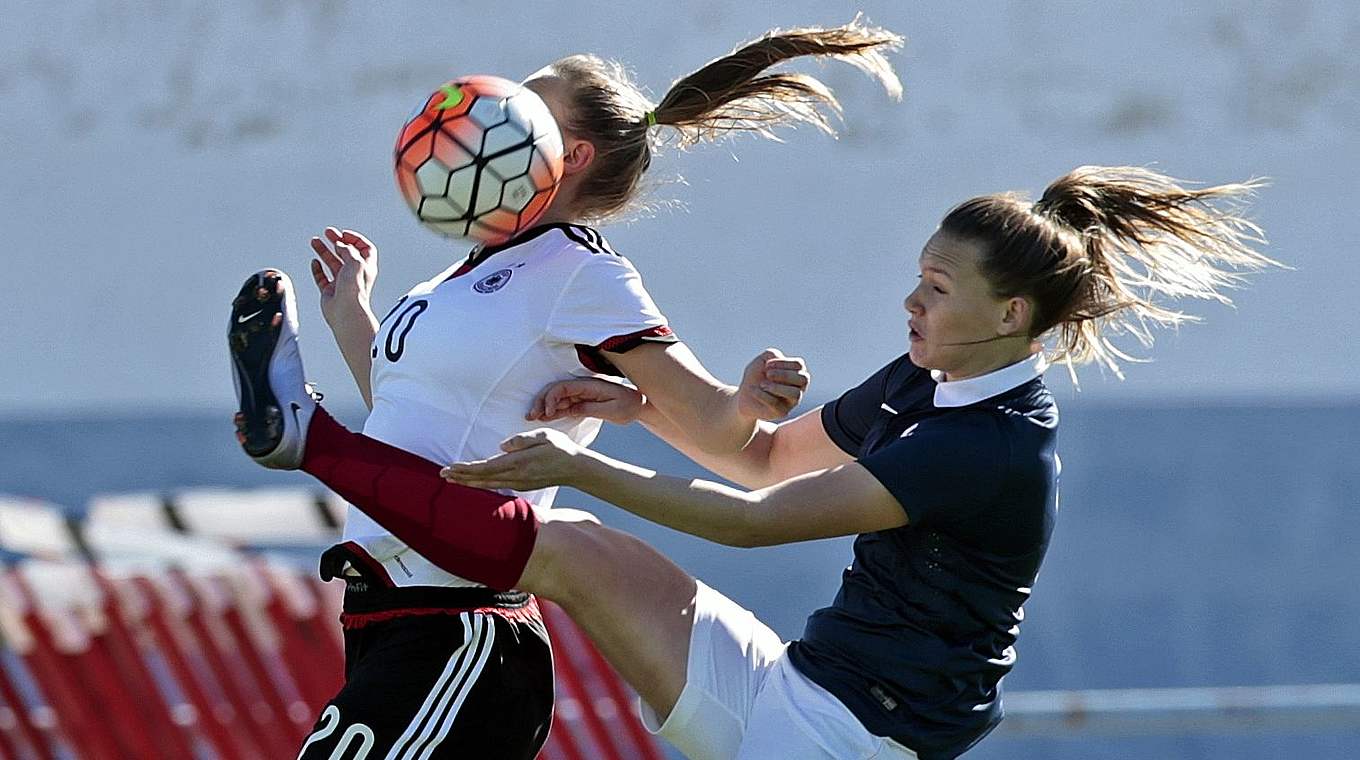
[653,16,904,146]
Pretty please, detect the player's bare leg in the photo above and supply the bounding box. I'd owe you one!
[520,512,697,720]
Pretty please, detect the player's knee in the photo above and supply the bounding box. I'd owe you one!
[521,517,599,600]
[527,516,636,603]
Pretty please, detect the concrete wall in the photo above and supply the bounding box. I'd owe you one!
[2,0,1358,415]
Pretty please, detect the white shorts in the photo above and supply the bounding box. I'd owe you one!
[640,581,919,760]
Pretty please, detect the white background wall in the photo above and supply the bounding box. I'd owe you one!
[2,0,1356,415]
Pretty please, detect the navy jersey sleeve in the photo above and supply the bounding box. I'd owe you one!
[820,355,915,456]
[857,411,1009,528]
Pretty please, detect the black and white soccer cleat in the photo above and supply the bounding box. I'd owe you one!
[228,269,318,470]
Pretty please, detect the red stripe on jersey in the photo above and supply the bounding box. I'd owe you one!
[598,324,675,352]
[576,325,678,376]
[575,345,615,376]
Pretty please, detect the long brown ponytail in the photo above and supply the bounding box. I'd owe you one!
[942,166,1278,377]
[533,17,903,220]
[652,19,903,145]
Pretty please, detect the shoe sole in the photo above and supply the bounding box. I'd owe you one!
[229,270,287,457]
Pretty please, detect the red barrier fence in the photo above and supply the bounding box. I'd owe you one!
[0,492,665,760]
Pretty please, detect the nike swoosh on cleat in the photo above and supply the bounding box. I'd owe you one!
[237,310,263,323]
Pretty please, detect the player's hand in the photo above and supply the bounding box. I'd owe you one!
[527,378,644,425]
[441,429,586,491]
[737,348,810,421]
[310,227,378,326]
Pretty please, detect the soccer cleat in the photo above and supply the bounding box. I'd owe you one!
[228,269,319,470]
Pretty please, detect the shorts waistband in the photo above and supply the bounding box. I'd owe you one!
[342,584,531,615]
[321,543,530,614]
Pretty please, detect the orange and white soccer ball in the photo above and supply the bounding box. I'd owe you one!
[394,75,565,245]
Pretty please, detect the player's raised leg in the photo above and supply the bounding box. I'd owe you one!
[230,271,555,758]
[228,270,784,760]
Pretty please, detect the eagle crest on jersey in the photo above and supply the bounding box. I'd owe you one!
[472,269,513,294]
[343,224,677,588]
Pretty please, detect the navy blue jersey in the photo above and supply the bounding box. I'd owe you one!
[786,353,1059,760]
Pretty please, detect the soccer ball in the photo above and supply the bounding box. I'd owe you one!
[394,75,565,245]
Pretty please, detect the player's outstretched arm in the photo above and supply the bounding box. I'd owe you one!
[309,227,380,408]
[528,352,852,488]
[442,428,907,547]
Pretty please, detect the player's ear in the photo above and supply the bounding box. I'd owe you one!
[998,295,1032,338]
[562,138,595,177]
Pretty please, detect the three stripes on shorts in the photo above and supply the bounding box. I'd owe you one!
[297,613,496,760]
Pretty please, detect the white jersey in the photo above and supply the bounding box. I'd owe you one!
[342,224,673,587]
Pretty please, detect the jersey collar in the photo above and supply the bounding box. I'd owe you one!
[466,223,562,264]
[930,353,1047,408]
[449,223,584,281]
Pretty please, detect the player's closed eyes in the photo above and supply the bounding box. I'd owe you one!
[915,274,947,294]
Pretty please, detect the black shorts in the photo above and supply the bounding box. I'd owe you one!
[299,547,554,759]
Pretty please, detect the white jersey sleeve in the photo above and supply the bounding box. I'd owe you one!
[546,251,675,364]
